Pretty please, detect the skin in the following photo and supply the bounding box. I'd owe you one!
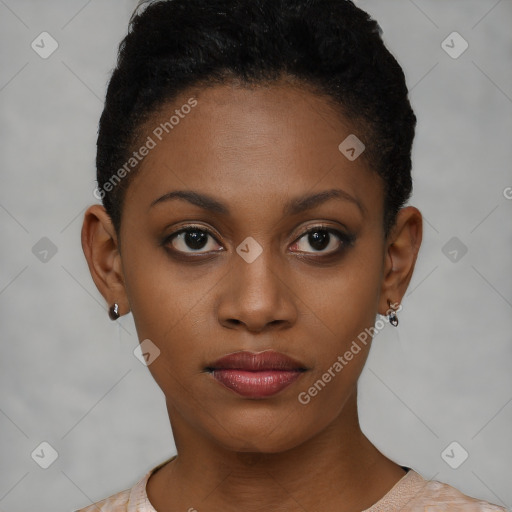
[82,80,422,512]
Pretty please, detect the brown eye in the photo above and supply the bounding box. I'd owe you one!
[165,227,222,254]
[290,227,354,255]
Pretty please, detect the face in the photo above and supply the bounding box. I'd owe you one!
[84,81,421,454]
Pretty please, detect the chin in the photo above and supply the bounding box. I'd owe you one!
[204,407,320,455]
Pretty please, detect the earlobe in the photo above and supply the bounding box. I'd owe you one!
[81,205,130,318]
[378,206,423,317]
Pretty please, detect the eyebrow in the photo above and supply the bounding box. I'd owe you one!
[150,188,365,216]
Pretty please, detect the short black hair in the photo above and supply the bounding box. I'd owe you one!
[96,0,416,237]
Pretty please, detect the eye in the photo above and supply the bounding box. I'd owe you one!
[163,224,353,257]
[164,226,222,254]
[290,226,354,255]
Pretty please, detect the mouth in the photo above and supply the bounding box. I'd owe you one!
[205,350,307,399]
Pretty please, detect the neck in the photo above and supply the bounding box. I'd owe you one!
[147,389,406,512]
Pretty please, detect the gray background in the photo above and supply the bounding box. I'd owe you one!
[0,1,511,511]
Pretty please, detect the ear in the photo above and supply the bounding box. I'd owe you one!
[378,206,423,316]
[81,204,130,318]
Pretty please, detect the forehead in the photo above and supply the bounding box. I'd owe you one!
[124,81,383,223]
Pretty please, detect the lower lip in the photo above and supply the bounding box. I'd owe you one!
[211,369,304,398]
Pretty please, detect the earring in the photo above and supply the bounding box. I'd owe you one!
[387,299,399,327]
[108,303,120,321]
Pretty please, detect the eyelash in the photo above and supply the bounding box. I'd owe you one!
[162,224,355,259]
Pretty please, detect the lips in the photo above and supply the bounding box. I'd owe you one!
[206,350,307,399]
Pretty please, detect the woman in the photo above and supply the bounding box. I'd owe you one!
[77,0,508,510]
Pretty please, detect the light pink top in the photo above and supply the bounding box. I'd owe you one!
[75,457,508,511]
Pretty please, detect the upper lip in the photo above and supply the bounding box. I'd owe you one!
[206,350,307,371]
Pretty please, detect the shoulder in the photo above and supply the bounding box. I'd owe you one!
[74,487,131,512]
[396,470,508,511]
[73,457,175,512]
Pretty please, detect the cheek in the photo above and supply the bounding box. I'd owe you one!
[306,247,383,347]
[121,237,209,338]
[120,246,222,392]
[293,246,383,396]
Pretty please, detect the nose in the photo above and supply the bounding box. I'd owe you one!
[216,249,298,333]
